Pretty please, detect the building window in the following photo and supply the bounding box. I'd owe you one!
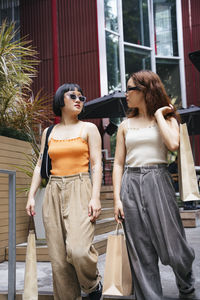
[104,0,118,32]
[154,0,178,57]
[105,0,121,92]
[106,32,121,91]
[156,58,181,107]
[0,0,20,40]
[123,0,150,47]
[125,46,151,79]
[100,0,185,107]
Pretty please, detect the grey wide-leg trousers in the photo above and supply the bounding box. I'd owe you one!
[120,165,195,300]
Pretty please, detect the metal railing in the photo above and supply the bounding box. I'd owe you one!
[0,169,16,300]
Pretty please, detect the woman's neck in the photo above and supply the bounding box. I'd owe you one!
[60,116,79,126]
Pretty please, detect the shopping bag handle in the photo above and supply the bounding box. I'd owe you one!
[27,215,36,237]
[115,222,124,235]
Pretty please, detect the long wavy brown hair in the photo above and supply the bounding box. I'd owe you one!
[127,70,180,122]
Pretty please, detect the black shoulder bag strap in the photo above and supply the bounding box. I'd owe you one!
[40,124,55,180]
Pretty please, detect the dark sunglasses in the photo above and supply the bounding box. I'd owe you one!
[126,86,140,92]
[67,93,86,102]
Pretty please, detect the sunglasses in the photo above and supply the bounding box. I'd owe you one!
[67,93,86,102]
[126,86,140,92]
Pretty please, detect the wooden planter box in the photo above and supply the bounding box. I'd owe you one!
[0,135,32,262]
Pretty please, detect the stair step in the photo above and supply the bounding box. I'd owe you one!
[95,218,116,236]
[101,193,114,200]
[103,296,135,300]
[0,293,136,300]
[101,186,113,192]
[99,208,114,220]
[101,199,113,208]
[0,292,90,300]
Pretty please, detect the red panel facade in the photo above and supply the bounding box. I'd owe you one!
[182,0,200,107]
[20,0,101,128]
[57,0,100,101]
[182,0,200,165]
[20,0,54,97]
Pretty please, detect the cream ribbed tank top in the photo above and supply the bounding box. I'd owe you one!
[125,120,168,167]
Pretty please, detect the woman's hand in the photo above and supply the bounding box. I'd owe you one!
[26,197,36,216]
[88,198,101,222]
[114,200,124,224]
[154,104,174,118]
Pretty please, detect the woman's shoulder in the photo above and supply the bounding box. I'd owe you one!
[119,118,131,131]
[81,121,97,130]
[80,121,99,137]
[119,118,128,127]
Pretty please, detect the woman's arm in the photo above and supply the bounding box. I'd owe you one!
[26,128,48,216]
[112,122,126,223]
[87,123,102,222]
[154,105,180,151]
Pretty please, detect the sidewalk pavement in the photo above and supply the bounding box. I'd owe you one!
[0,227,199,299]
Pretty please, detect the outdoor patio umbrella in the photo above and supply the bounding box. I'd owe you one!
[79,91,127,119]
[178,105,200,135]
[189,50,200,72]
[80,92,200,134]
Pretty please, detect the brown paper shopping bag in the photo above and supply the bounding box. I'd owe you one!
[23,217,38,300]
[103,224,132,296]
[178,123,200,202]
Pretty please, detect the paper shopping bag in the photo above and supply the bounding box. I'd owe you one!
[103,224,132,296]
[23,229,38,300]
[178,123,200,202]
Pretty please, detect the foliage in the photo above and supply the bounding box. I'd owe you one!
[0,21,53,190]
[0,21,38,123]
[167,150,178,164]
[0,126,29,141]
[0,21,53,135]
[14,127,47,194]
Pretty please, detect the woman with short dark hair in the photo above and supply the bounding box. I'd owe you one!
[26,83,102,300]
[113,70,195,300]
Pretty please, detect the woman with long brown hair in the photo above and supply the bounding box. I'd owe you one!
[113,70,195,300]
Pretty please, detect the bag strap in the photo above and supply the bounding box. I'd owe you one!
[27,215,36,237]
[115,222,124,235]
[28,215,34,231]
[45,124,55,148]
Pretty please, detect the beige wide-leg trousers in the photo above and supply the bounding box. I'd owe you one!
[42,173,101,300]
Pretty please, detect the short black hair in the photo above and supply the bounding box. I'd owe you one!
[53,83,83,116]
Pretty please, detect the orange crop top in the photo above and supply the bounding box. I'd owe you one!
[48,137,89,176]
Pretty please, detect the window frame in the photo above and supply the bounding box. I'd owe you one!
[97,0,186,107]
